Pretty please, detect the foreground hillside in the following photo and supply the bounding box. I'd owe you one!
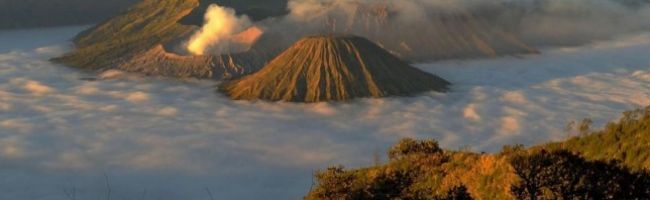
[544,108,650,171]
[306,107,650,199]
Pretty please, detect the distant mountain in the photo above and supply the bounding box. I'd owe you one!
[0,0,288,30]
[219,35,450,103]
[53,0,286,80]
[0,0,139,29]
[180,0,288,25]
[54,0,536,81]
[274,2,539,62]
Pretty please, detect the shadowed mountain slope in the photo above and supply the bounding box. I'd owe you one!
[220,35,450,103]
[360,8,539,61]
[180,0,288,24]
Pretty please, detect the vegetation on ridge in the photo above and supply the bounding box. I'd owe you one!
[306,107,650,199]
[543,108,650,171]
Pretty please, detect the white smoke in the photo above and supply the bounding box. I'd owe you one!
[186,4,260,55]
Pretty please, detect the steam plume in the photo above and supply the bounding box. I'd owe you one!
[187,4,258,55]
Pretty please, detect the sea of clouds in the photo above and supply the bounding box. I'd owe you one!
[1,26,650,199]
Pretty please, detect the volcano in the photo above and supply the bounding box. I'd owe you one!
[219,35,450,103]
[52,0,285,80]
[52,0,538,80]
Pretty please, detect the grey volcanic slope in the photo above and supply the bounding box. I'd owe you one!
[119,44,273,79]
[219,35,450,103]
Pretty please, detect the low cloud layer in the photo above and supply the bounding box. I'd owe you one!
[2,25,650,199]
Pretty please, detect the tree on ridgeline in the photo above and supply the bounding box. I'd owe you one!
[510,150,650,200]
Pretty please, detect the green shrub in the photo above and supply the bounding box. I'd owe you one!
[388,138,443,160]
[545,106,650,171]
[510,150,650,200]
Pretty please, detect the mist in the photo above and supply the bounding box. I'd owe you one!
[507,0,650,46]
[4,1,650,199]
[2,24,650,200]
